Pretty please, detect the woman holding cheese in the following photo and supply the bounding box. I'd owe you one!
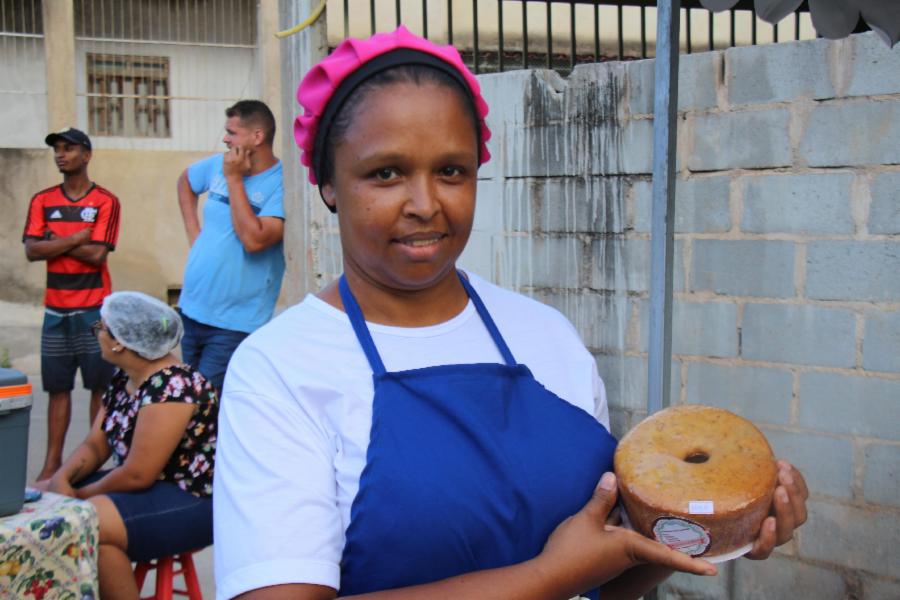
[213,26,808,600]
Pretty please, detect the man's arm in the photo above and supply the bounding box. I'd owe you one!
[65,243,110,267]
[177,169,202,246]
[224,146,284,254]
[54,190,119,267]
[24,228,92,262]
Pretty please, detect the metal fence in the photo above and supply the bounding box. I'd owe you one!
[327,0,820,74]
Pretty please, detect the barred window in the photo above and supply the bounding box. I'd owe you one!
[87,53,170,138]
[1,0,42,34]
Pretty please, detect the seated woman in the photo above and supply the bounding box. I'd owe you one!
[40,291,217,600]
[213,26,807,600]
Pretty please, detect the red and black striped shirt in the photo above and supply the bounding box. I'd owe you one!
[22,184,121,310]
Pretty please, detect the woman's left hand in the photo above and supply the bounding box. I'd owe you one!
[746,460,809,560]
[47,476,78,499]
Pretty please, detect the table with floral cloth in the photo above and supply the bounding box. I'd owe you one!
[0,492,98,600]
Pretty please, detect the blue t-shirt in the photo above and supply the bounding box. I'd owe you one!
[180,153,285,334]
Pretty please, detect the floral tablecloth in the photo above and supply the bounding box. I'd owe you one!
[0,492,98,600]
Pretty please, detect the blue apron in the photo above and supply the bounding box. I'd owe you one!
[338,273,617,597]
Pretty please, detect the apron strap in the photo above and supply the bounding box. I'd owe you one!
[339,275,387,376]
[456,271,517,367]
[338,271,518,375]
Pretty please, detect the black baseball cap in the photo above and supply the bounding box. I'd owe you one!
[45,128,92,151]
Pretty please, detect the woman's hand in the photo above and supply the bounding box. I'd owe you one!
[47,474,77,498]
[538,473,717,596]
[746,460,809,560]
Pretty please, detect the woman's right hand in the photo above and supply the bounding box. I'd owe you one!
[537,472,717,596]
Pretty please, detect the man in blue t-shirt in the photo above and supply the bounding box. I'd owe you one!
[176,100,285,393]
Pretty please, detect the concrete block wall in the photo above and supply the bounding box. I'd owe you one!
[295,31,898,599]
[465,32,900,599]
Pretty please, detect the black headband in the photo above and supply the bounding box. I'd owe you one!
[313,48,479,211]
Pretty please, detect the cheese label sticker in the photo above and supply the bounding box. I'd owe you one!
[652,517,711,557]
[688,500,714,514]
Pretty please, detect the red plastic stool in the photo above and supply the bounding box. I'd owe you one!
[133,551,203,600]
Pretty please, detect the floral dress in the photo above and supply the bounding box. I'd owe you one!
[101,364,218,497]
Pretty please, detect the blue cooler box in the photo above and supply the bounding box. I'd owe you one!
[0,368,33,517]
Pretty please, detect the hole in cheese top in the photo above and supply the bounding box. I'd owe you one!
[614,405,777,512]
[684,451,710,464]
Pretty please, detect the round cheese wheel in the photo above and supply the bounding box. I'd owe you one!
[614,405,777,560]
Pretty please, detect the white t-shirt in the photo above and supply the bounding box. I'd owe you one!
[213,272,610,600]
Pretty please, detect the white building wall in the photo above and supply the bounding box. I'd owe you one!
[0,39,258,152]
[0,37,48,149]
[74,40,260,152]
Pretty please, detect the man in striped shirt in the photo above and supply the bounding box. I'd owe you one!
[22,128,121,482]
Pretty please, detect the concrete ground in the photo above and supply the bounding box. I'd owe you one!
[3,301,216,597]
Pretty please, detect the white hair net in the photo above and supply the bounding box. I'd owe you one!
[100,291,183,360]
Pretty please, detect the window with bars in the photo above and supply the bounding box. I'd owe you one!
[1,0,43,35]
[87,53,171,138]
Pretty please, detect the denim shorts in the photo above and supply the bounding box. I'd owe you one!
[79,472,213,562]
